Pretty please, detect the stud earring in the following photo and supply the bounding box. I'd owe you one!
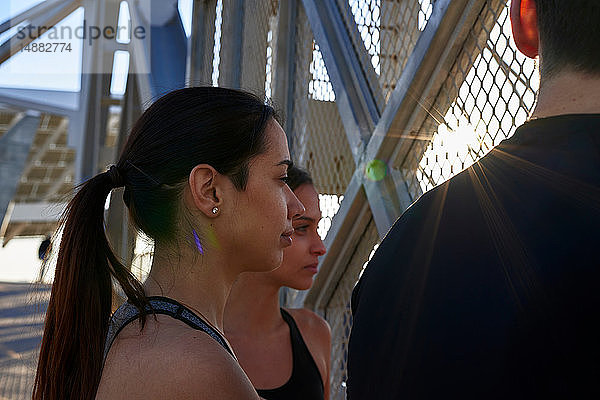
[212,207,219,214]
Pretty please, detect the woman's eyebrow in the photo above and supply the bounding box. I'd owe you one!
[294,216,315,222]
[275,159,293,167]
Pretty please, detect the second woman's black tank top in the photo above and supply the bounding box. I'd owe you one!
[256,308,325,400]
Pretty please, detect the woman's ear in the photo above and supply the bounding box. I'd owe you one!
[510,0,539,58]
[188,164,221,218]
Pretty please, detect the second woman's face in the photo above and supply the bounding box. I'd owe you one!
[218,120,305,274]
[269,183,327,290]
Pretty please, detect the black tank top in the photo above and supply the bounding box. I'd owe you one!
[103,296,233,363]
[256,308,325,400]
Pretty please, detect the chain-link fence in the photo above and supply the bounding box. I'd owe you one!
[335,0,436,102]
[325,220,379,398]
[399,0,538,199]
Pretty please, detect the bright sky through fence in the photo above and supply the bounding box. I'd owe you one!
[417,4,539,193]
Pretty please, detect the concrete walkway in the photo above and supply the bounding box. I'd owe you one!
[0,282,50,400]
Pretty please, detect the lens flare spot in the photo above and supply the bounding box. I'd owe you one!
[205,224,220,250]
[365,159,387,181]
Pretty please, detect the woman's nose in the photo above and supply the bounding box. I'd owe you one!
[287,187,305,220]
[312,235,327,256]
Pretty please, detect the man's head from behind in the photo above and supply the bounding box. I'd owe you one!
[511,0,600,79]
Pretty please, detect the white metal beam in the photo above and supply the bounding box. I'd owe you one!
[271,0,298,138]
[0,0,66,35]
[1,222,27,246]
[0,88,79,115]
[7,202,67,223]
[0,0,81,65]
[187,0,217,85]
[0,202,66,245]
[302,0,381,162]
[0,202,14,239]
[218,0,245,88]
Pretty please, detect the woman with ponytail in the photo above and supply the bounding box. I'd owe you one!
[33,87,304,400]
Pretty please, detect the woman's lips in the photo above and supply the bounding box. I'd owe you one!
[304,263,319,274]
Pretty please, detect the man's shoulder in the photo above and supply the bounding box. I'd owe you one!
[351,160,497,311]
[382,164,480,245]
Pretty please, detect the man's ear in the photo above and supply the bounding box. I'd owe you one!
[188,164,221,218]
[510,0,539,58]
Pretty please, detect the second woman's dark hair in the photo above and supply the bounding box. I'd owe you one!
[287,165,313,192]
[33,87,277,400]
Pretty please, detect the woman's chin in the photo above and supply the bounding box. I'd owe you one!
[286,280,313,291]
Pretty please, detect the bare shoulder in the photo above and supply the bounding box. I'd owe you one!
[285,308,331,359]
[97,315,258,400]
[285,307,331,397]
[286,307,331,340]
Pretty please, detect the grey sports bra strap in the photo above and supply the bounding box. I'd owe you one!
[103,296,232,363]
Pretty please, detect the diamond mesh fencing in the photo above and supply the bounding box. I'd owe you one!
[379,0,435,101]
[325,219,379,399]
[335,0,437,102]
[288,1,313,166]
[211,0,223,86]
[131,232,153,282]
[304,94,354,196]
[308,42,336,102]
[293,34,353,239]
[344,0,381,75]
[240,0,275,94]
[264,0,279,99]
[398,0,538,199]
[265,25,274,98]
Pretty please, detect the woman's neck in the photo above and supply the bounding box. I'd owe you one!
[224,272,283,337]
[143,243,236,333]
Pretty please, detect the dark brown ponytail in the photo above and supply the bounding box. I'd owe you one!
[32,172,148,400]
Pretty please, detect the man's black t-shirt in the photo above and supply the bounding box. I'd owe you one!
[348,114,600,399]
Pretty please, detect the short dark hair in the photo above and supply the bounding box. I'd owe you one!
[287,165,313,191]
[536,0,600,77]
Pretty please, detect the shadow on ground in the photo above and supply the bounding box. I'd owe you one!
[0,282,50,400]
